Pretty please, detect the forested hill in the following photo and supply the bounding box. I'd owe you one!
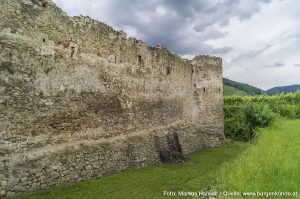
[223,78,265,96]
[267,85,300,94]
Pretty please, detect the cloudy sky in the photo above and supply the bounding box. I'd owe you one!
[52,0,300,90]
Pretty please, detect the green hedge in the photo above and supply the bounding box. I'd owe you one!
[224,92,300,141]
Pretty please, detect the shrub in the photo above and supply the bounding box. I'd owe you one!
[223,92,300,141]
[224,119,249,142]
[224,102,275,142]
[243,102,275,140]
[296,105,300,118]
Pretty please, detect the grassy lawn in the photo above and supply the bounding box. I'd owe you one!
[216,119,300,198]
[9,142,248,199]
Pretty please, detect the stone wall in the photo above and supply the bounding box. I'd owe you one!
[0,0,224,197]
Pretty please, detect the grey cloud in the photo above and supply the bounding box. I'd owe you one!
[294,64,300,67]
[193,26,227,40]
[233,44,272,63]
[273,62,284,67]
[54,0,271,57]
[193,0,272,31]
[264,61,285,68]
[205,45,233,54]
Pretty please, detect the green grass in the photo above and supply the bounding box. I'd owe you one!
[216,119,300,198]
[9,142,249,199]
[224,85,249,96]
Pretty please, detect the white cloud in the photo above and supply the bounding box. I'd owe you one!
[207,0,300,89]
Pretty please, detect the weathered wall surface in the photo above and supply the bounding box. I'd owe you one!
[0,0,224,197]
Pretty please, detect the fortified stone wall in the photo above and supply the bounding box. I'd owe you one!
[0,0,224,197]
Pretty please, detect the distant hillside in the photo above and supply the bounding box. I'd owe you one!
[267,85,300,94]
[223,85,248,96]
[223,78,265,96]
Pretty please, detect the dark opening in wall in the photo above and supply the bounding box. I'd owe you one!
[1,61,14,75]
[45,68,50,75]
[153,133,185,164]
[194,83,197,88]
[203,87,206,92]
[137,55,142,66]
[42,2,47,8]
[70,47,75,58]
[192,67,194,74]
[10,28,17,34]
[166,65,171,75]
[42,38,46,43]
[219,88,221,92]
